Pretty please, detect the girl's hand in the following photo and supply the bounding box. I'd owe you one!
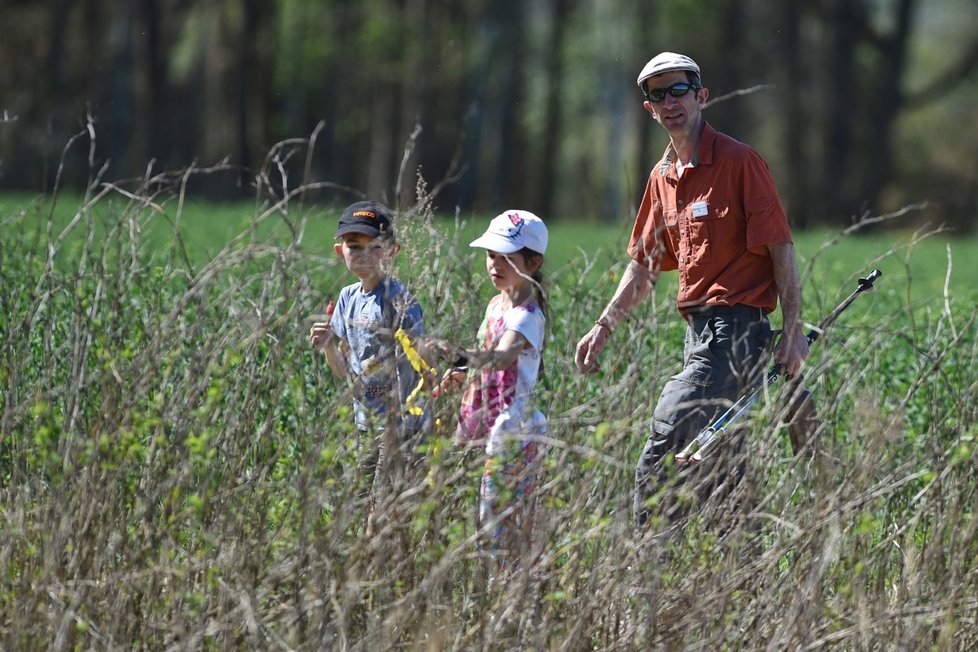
[436,368,468,396]
[309,322,334,350]
[422,337,469,367]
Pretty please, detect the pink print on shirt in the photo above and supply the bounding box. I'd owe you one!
[457,295,541,443]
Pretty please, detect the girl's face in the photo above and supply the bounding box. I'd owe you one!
[484,250,538,292]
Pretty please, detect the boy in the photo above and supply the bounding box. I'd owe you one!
[309,200,428,527]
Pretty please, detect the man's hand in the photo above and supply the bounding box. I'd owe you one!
[773,329,809,377]
[575,323,611,374]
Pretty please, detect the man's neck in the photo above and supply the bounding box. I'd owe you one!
[669,118,704,167]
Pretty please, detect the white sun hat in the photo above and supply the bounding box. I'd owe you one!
[636,52,700,88]
[469,209,548,255]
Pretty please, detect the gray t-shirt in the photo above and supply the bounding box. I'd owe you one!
[330,277,426,431]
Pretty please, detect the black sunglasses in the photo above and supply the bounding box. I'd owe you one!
[643,82,701,103]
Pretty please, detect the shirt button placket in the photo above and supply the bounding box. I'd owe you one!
[678,196,687,267]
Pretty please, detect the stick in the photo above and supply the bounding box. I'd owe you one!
[675,269,882,464]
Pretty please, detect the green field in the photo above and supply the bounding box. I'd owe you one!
[1,190,977,648]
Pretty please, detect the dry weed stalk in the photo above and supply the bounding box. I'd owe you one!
[0,128,975,649]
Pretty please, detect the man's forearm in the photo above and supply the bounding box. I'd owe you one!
[598,260,656,330]
[768,242,803,334]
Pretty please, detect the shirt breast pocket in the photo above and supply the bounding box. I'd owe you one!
[663,207,679,228]
[686,199,730,265]
[691,199,730,222]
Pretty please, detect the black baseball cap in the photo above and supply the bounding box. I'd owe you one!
[334,200,394,239]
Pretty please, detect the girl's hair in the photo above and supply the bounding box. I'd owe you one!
[522,247,549,390]
[496,247,550,388]
[511,246,550,390]
[515,247,550,334]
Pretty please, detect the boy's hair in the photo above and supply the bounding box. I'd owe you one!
[335,200,395,241]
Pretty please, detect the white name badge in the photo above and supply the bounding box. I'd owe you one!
[691,201,709,218]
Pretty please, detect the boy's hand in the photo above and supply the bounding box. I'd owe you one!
[309,322,334,350]
[310,299,337,350]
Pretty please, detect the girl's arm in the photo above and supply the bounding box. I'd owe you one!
[435,329,528,396]
[461,329,528,371]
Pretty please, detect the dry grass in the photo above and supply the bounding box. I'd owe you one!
[1,131,977,650]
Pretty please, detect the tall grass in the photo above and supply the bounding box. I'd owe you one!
[1,143,977,649]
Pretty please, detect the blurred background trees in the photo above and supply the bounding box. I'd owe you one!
[0,0,976,229]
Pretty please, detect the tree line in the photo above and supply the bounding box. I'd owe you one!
[1,0,976,229]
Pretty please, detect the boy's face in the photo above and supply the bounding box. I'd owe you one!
[334,232,395,282]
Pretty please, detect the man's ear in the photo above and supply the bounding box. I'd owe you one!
[643,100,662,124]
[387,242,401,257]
[696,87,709,105]
[333,243,344,257]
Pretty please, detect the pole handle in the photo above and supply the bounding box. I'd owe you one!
[858,269,883,291]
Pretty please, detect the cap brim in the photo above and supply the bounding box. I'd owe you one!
[335,224,382,239]
[469,233,520,253]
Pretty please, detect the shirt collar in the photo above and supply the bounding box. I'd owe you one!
[657,121,716,177]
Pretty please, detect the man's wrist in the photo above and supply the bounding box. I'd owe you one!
[595,317,613,333]
[782,319,804,335]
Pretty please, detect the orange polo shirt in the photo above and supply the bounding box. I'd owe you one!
[627,122,792,315]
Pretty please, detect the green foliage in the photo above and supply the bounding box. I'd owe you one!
[0,188,977,649]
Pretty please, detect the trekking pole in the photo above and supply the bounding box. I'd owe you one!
[674,269,882,465]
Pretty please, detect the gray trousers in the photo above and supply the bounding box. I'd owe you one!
[634,304,772,530]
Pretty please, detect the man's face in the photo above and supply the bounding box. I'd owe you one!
[643,71,707,136]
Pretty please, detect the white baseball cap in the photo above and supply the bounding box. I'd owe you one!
[636,52,701,88]
[469,209,548,255]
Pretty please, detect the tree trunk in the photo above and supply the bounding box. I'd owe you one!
[538,0,572,218]
[861,0,917,214]
[776,0,810,228]
[141,0,170,170]
[711,0,749,138]
[45,0,72,189]
[494,0,528,208]
[107,3,134,181]
[821,0,866,222]
[632,1,658,220]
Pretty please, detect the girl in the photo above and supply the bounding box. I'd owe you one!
[441,209,550,572]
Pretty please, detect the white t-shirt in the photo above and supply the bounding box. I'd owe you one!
[457,294,548,453]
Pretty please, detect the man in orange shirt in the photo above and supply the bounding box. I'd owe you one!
[575,52,816,530]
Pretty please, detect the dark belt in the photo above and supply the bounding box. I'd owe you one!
[362,384,393,398]
[685,303,767,323]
